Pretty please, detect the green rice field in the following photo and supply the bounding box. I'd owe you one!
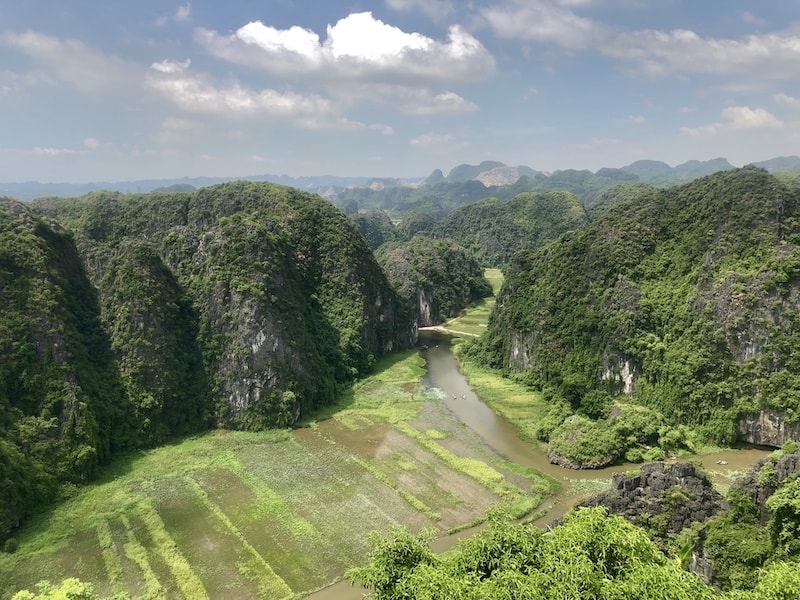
[0,335,556,599]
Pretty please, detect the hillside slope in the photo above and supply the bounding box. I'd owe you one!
[470,167,800,445]
[1,182,414,541]
[437,190,589,267]
[377,236,492,326]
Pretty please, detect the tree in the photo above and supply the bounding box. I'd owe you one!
[766,475,800,556]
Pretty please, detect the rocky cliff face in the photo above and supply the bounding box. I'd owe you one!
[578,462,725,547]
[730,446,800,524]
[736,410,800,448]
[28,182,416,430]
[2,183,417,539]
[1,198,134,538]
[475,167,800,440]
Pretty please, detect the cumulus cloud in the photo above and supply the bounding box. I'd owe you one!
[681,106,783,137]
[145,60,395,133]
[195,12,495,82]
[604,29,800,78]
[481,1,605,49]
[0,30,137,93]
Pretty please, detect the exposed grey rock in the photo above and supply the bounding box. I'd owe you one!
[578,462,725,544]
[737,410,800,448]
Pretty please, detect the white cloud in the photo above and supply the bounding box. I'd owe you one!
[292,116,395,134]
[681,106,783,137]
[83,137,101,149]
[150,58,192,74]
[146,66,333,119]
[336,84,478,115]
[774,93,800,109]
[604,29,800,78]
[145,63,395,134]
[34,146,83,157]
[195,12,495,82]
[409,91,478,115]
[175,3,192,22]
[627,114,646,124]
[0,30,137,94]
[481,1,605,49]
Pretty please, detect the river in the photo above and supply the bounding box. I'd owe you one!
[306,330,771,599]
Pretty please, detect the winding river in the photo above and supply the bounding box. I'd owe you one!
[306,330,771,599]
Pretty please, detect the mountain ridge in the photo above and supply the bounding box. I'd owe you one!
[4,156,799,201]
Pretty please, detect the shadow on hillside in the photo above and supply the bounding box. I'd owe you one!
[296,346,424,427]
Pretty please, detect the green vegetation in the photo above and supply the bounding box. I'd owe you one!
[435,191,589,267]
[0,349,555,598]
[352,209,400,250]
[350,447,800,599]
[467,167,800,466]
[348,506,721,599]
[433,268,503,337]
[2,181,414,544]
[377,236,492,325]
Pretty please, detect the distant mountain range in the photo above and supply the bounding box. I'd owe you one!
[2,156,799,201]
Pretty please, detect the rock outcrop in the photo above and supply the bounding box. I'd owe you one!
[578,462,725,546]
[736,410,800,448]
[730,446,800,524]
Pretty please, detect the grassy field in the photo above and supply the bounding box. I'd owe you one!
[425,268,503,338]
[0,337,556,600]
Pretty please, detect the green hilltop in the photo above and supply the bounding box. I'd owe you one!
[1,181,417,541]
[467,166,800,465]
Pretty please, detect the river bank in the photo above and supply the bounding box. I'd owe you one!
[306,330,771,599]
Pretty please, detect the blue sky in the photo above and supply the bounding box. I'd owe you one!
[1,1,799,182]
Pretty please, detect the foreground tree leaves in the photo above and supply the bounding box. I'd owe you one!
[348,507,719,600]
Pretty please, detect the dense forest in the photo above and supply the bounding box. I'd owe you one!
[467,167,800,467]
[1,182,418,542]
[434,191,589,267]
[5,163,800,598]
[377,236,493,326]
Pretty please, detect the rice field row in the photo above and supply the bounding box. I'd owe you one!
[0,344,551,599]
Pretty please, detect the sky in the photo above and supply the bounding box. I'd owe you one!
[1,1,800,183]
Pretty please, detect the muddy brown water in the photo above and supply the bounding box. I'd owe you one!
[305,330,772,599]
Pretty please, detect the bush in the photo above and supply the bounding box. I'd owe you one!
[549,415,624,468]
[3,537,17,554]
